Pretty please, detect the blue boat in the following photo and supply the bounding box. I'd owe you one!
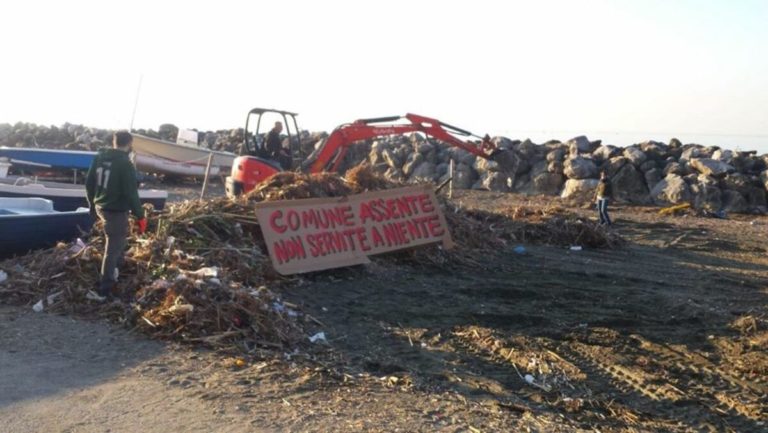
[0,147,96,171]
[0,176,168,212]
[0,198,94,259]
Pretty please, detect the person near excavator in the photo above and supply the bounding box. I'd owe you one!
[265,121,292,169]
[595,171,613,226]
[85,131,147,298]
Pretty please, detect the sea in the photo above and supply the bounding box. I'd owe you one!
[497,130,768,156]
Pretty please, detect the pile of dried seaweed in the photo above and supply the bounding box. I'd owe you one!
[444,203,623,250]
[0,165,622,352]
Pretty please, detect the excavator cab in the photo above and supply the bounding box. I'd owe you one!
[226,108,304,198]
[242,108,304,167]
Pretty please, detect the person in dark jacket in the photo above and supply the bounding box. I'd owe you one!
[595,171,612,226]
[85,131,147,297]
[265,122,283,159]
[265,121,291,169]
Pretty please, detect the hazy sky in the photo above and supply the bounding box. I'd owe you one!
[1,0,766,150]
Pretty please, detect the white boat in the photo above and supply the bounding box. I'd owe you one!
[0,175,167,212]
[133,153,221,177]
[130,134,236,178]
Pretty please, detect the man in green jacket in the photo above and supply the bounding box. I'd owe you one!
[86,131,147,297]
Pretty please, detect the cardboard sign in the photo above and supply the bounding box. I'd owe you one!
[254,185,454,275]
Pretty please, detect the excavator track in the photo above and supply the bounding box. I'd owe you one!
[450,327,766,431]
[558,339,767,429]
[629,334,768,397]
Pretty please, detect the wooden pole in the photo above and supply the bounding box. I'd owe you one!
[200,152,214,200]
[449,159,454,199]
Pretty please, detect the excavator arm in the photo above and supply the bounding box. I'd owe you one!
[303,113,518,174]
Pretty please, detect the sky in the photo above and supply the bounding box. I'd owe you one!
[1,0,767,152]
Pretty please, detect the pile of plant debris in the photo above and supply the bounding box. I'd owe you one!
[0,165,622,353]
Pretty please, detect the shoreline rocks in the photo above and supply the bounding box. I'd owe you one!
[2,121,767,214]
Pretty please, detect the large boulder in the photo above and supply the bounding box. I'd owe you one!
[530,172,565,195]
[368,147,385,166]
[410,162,437,182]
[567,136,597,155]
[691,176,722,211]
[546,147,567,162]
[689,158,734,178]
[645,168,663,191]
[721,190,748,213]
[601,156,628,178]
[611,163,650,204]
[639,160,657,173]
[762,170,768,191]
[424,149,439,165]
[639,141,669,160]
[370,140,389,155]
[512,172,531,192]
[473,156,500,175]
[548,160,564,174]
[712,149,734,164]
[475,171,511,192]
[515,139,538,160]
[721,173,752,195]
[529,159,549,178]
[381,148,403,169]
[402,152,424,177]
[623,146,648,166]
[664,161,685,176]
[460,152,476,166]
[452,163,478,189]
[492,136,517,150]
[436,162,449,178]
[680,146,705,162]
[417,141,435,155]
[744,187,767,212]
[650,174,691,204]
[561,178,599,202]
[592,145,620,162]
[384,167,405,182]
[564,156,598,179]
[732,154,758,174]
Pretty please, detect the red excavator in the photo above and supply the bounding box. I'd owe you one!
[225,108,518,197]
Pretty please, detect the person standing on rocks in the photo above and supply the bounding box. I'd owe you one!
[86,131,147,298]
[595,171,612,226]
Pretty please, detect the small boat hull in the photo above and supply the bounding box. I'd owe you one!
[0,198,94,259]
[134,154,220,178]
[0,147,96,171]
[0,177,167,212]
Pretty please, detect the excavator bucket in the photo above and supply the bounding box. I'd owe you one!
[489,149,520,175]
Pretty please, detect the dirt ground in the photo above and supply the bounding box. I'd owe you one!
[2,189,767,432]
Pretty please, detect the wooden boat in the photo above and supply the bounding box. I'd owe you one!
[0,198,93,258]
[130,134,236,177]
[0,147,96,171]
[0,176,167,212]
[133,153,221,177]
